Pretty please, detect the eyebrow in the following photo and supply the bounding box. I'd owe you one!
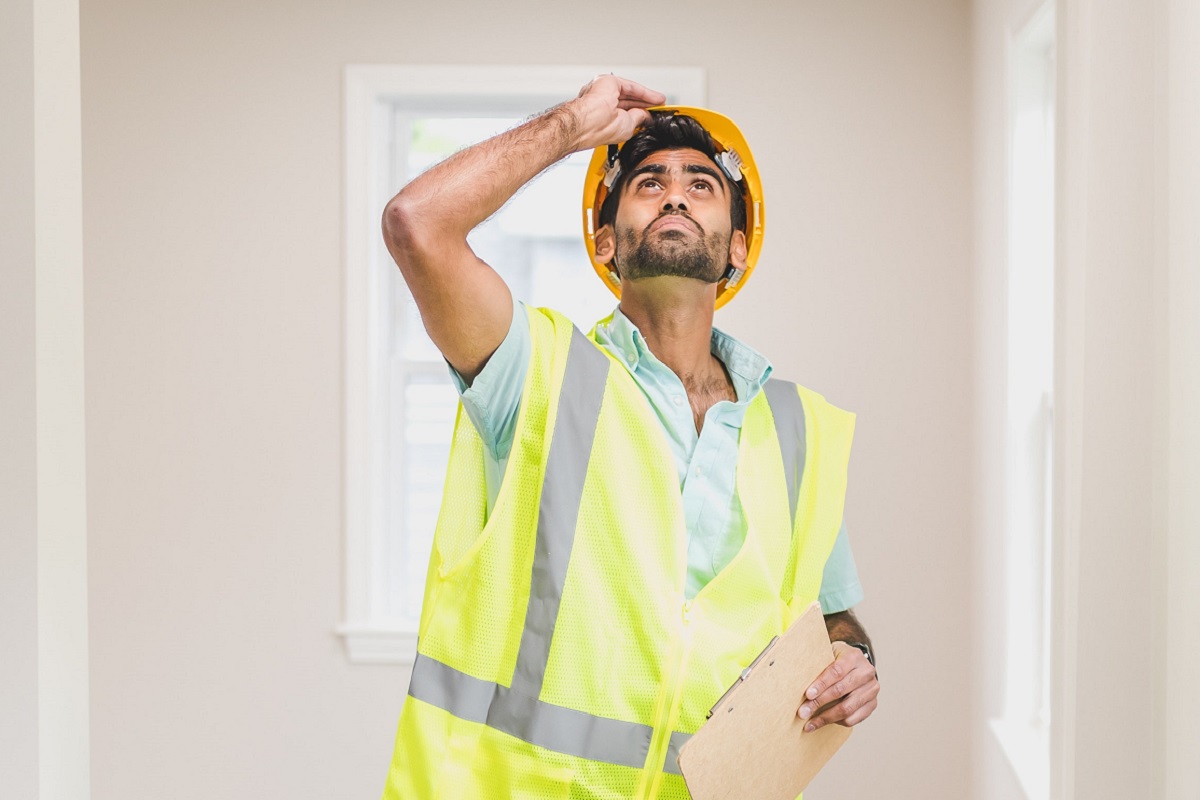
[628,162,727,192]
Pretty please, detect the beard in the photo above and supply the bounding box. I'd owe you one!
[615,214,729,284]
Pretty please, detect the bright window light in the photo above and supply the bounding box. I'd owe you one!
[992,6,1056,799]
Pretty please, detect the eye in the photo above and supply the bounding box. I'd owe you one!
[690,179,715,193]
[637,177,662,191]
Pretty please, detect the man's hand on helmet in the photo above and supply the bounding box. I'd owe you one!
[566,75,666,153]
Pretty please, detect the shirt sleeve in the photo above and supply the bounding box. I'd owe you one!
[445,298,530,462]
[817,521,864,613]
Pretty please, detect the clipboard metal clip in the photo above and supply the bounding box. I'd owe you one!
[706,635,780,719]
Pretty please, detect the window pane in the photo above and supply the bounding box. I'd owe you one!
[397,373,457,622]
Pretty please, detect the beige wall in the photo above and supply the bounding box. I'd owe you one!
[81,0,972,798]
[1056,1,1161,795]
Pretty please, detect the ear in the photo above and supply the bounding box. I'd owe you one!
[594,224,617,269]
[728,229,748,270]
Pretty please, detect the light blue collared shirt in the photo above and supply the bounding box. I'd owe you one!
[449,300,863,607]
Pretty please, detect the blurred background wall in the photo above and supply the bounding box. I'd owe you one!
[3,0,1197,797]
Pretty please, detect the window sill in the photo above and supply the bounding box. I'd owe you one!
[335,624,417,665]
[989,716,1049,800]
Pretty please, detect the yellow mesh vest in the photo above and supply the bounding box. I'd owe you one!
[383,307,855,800]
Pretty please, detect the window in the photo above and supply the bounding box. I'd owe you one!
[338,65,705,663]
[992,6,1055,798]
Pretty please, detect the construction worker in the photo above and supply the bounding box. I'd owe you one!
[379,74,880,799]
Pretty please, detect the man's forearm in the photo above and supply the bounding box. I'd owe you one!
[823,609,872,649]
[385,104,580,244]
[376,76,661,381]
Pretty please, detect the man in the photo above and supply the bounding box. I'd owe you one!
[380,75,879,799]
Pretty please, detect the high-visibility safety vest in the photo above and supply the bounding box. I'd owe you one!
[382,307,855,800]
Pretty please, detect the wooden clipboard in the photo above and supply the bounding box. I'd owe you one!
[676,602,853,799]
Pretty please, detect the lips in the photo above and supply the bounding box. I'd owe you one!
[648,214,700,235]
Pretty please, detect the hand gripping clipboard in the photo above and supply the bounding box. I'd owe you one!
[677,602,853,799]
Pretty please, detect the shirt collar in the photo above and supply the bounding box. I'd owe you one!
[592,305,773,403]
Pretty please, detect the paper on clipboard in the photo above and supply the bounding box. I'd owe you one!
[676,601,853,799]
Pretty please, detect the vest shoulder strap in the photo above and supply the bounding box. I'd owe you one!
[762,379,857,611]
[762,378,807,527]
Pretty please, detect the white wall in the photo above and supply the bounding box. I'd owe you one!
[80,1,973,798]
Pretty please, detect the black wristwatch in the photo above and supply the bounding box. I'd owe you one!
[846,642,876,671]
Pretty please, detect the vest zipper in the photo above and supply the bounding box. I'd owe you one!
[640,599,695,799]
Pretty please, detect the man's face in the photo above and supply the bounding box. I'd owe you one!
[604,148,741,284]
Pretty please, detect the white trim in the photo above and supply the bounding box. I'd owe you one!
[33,0,91,794]
[993,7,1056,797]
[1051,1,1089,797]
[1164,0,1200,793]
[342,64,705,106]
[335,624,420,666]
[339,65,705,664]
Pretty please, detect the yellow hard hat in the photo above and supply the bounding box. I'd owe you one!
[580,106,764,310]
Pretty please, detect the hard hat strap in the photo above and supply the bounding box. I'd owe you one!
[602,144,621,189]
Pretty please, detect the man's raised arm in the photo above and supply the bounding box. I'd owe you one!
[381,75,665,382]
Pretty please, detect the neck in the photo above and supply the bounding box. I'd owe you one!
[618,277,721,386]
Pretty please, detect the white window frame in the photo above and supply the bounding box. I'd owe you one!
[337,64,705,664]
[990,5,1056,798]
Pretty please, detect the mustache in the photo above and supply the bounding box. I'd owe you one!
[645,210,703,235]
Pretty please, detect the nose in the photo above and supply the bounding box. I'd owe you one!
[661,178,688,213]
[661,196,688,213]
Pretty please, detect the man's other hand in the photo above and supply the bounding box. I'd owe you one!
[567,75,666,152]
[797,641,880,731]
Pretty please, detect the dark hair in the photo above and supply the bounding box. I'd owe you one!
[597,111,748,234]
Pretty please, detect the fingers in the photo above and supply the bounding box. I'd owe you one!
[615,77,666,107]
[616,98,660,111]
[797,644,879,730]
[800,646,872,713]
[582,74,666,108]
[803,677,880,730]
[569,75,665,151]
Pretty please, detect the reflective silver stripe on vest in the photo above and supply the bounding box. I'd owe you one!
[762,378,806,525]
[409,652,655,768]
[510,326,610,699]
[664,731,691,775]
